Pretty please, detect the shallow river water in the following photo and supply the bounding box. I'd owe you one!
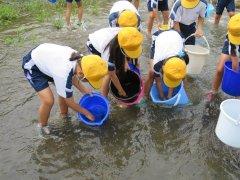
[0,1,240,179]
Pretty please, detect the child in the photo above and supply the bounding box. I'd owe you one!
[170,0,207,45]
[144,29,188,99]
[109,0,141,29]
[147,0,169,36]
[214,0,235,25]
[207,13,240,101]
[65,0,83,29]
[87,27,143,97]
[22,43,108,135]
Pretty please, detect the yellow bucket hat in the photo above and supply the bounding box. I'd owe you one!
[118,10,138,28]
[181,0,200,9]
[81,55,108,89]
[118,27,143,59]
[227,13,240,45]
[163,57,187,88]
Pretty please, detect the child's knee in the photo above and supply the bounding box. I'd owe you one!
[149,12,156,19]
[43,97,54,107]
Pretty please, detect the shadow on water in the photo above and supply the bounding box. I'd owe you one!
[0,1,240,179]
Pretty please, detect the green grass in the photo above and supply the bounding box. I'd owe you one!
[3,26,26,45]
[0,4,20,26]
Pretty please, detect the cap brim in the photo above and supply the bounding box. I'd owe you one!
[87,77,104,89]
[163,74,182,88]
[181,0,199,8]
[123,46,142,59]
[228,31,240,45]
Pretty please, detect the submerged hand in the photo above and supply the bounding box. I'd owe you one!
[84,111,95,121]
[195,29,204,37]
[118,89,127,97]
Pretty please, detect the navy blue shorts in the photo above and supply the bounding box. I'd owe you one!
[179,22,196,45]
[66,0,81,3]
[222,39,240,55]
[22,51,53,92]
[216,0,235,15]
[147,0,169,12]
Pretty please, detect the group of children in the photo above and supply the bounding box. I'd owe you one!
[22,0,240,135]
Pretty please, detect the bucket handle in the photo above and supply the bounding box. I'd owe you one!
[184,34,210,51]
[173,94,181,106]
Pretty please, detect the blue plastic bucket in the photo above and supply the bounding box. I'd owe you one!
[48,0,57,3]
[77,92,110,126]
[221,61,240,96]
[150,82,189,106]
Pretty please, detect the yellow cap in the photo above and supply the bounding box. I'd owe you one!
[163,57,187,88]
[181,0,200,9]
[118,10,138,28]
[227,13,240,45]
[81,55,108,89]
[118,27,143,59]
[159,24,170,31]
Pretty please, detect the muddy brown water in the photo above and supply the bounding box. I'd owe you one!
[0,1,240,179]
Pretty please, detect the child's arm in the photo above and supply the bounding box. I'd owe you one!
[155,76,165,99]
[195,16,204,37]
[231,55,239,72]
[72,75,92,94]
[167,88,174,99]
[65,97,94,121]
[109,70,126,97]
[173,21,181,33]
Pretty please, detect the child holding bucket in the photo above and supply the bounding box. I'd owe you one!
[22,43,108,135]
[144,29,188,99]
[207,13,240,101]
[147,0,170,36]
[87,27,143,97]
[109,0,141,29]
[170,0,207,45]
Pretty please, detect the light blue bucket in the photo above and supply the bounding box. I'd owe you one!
[206,3,215,18]
[150,82,189,106]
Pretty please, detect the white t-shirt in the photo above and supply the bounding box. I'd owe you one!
[88,27,120,61]
[170,0,207,25]
[109,0,139,15]
[153,30,183,65]
[31,43,77,98]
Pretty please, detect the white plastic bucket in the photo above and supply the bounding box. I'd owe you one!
[184,35,210,74]
[215,99,240,148]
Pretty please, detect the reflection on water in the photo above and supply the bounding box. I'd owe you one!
[0,1,240,179]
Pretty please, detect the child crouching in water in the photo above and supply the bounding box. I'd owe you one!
[145,29,188,99]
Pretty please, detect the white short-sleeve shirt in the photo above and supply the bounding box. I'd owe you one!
[31,43,77,98]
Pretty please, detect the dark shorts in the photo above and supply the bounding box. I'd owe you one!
[222,39,240,55]
[216,0,235,15]
[147,0,169,12]
[179,22,196,45]
[66,0,81,3]
[22,51,53,92]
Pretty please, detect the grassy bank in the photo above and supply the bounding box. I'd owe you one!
[0,0,108,29]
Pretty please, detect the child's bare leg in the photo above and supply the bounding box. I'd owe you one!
[65,2,72,26]
[162,10,169,25]
[147,11,155,35]
[58,96,69,118]
[77,1,83,22]
[37,87,54,126]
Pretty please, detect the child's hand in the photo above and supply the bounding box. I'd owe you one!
[84,110,95,121]
[84,88,92,95]
[118,89,127,97]
[195,28,203,37]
